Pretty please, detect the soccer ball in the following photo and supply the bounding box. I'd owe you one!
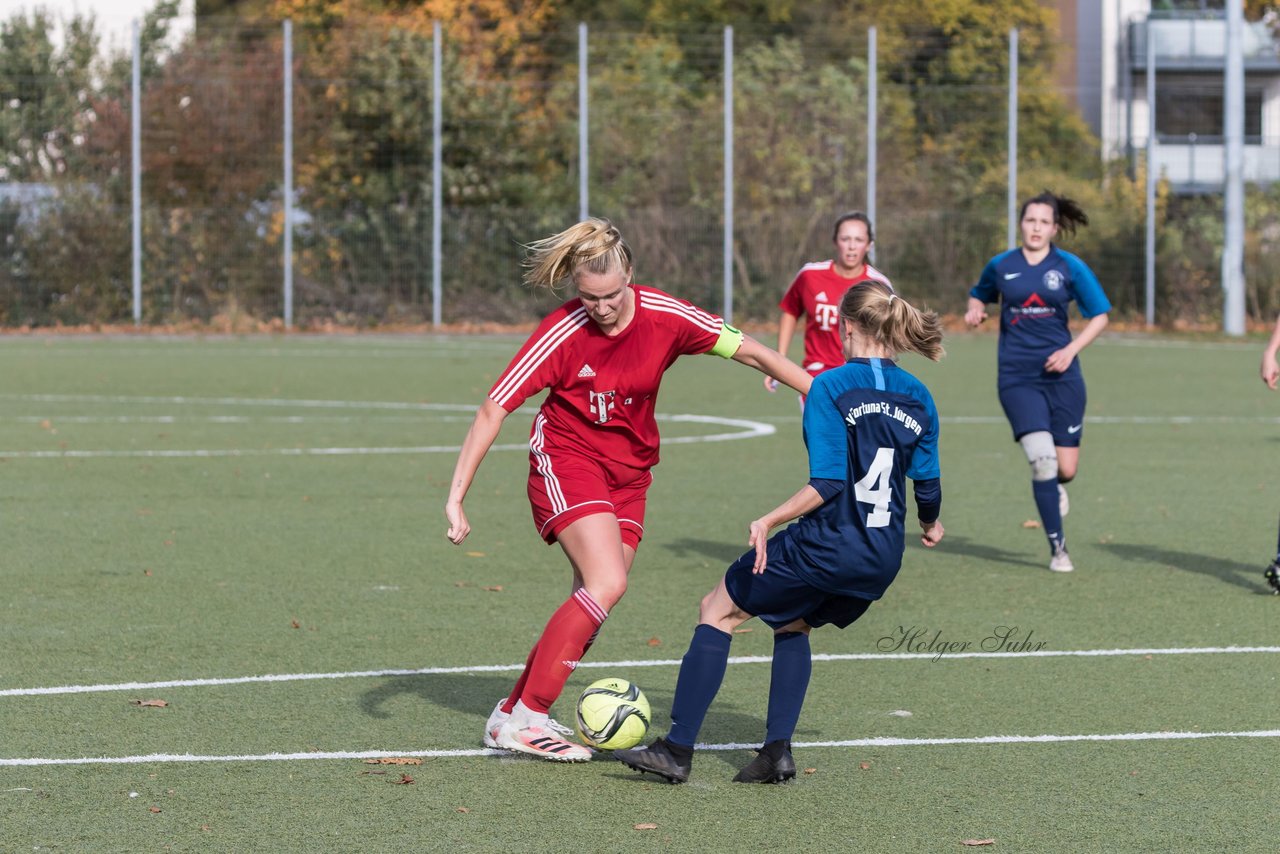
[575,677,651,750]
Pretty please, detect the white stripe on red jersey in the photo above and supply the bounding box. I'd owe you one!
[638,290,722,335]
[490,307,590,407]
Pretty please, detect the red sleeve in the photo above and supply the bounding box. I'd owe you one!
[488,303,590,412]
[779,271,806,316]
[636,287,725,356]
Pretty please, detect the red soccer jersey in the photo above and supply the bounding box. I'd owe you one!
[488,285,729,470]
[779,261,892,374]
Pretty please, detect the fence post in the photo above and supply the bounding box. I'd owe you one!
[723,25,734,324]
[1222,0,1245,335]
[579,23,589,221]
[1007,28,1018,251]
[432,21,443,328]
[283,20,294,328]
[867,26,877,246]
[131,20,142,325]
[1145,18,1156,327]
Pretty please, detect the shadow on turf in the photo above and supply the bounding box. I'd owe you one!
[934,534,1044,569]
[661,537,748,565]
[357,673,809,772]
[1101,542,1272,593]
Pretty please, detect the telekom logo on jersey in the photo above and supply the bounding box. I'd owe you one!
[814,302,840,331]
[589,390,617,424]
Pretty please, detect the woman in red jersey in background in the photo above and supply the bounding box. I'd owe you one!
[445,217,813,762]
[764,211,892,403]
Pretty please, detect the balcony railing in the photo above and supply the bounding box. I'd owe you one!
[1129,17,1280,68]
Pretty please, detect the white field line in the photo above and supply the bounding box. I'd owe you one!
[4,646,1276,699]
[4,730,1280,767]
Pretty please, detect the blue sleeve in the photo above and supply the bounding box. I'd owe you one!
[906,386,941,481]
[803,373,847,481]
[1063,252,1111,318]
[969,257,1001,304]
[912,477,941,523]
[808,478,845,501]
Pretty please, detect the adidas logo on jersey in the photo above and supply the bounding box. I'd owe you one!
[577,364,596,378]
[814,291,829,303]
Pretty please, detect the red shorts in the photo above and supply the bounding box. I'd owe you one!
[527,449,652,550]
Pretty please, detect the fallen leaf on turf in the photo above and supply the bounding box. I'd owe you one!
[149,806,162,814]
[130,699,168,707]
[1143,654,1152,660]
[391,774,414,785]
[1021,520,1041,529]
[39,419,52,430]
[859,761,871,770]
[482,585,504,592]
[466,551,485,557]
[456,807,470,813]
[962,839,995,847]
[647,637,661,647]
[143,569,152,577]
[200,824,210,832]
[291,620,301,629]
[634,823,658,831]
[804,768,816,775]
[363,758,422,766]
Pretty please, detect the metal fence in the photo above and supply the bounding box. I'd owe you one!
[0,15,1274,327]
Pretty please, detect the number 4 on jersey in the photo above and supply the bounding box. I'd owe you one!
[854,447,894,528]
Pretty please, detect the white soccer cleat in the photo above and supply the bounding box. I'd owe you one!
[484,699,576,749]
[1058,484,1070,517]
[1049,546,1074,573]
[483,700,509,749]
[495,720,593,762]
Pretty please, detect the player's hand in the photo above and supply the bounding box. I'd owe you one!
[763,376,779,393]
[748,519,771,574]
[1043,348,1074,373]
[1262,354,1279,390]
[963,306,988,327]
[445,500,470,545]
[919,519,944,548]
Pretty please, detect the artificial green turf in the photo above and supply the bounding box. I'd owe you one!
[1,331,1278,852]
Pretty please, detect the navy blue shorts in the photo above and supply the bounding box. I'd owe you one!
[723,539,873,630]
[998,376,1087,447]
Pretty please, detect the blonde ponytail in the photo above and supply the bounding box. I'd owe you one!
[523,218,634,291]
[839,282,945,361]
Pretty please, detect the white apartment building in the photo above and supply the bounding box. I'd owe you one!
[1061,0,1280,192]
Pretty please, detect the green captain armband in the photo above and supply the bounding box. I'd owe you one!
[709,323,744,358]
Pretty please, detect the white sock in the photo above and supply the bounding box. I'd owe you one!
[510,700,549,730]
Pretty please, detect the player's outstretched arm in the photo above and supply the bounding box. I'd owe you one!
[746,484,825,574]
[1261,314,1280,390]
[445,398,509,545]
[763,311,799,392]
[732,335,812,397]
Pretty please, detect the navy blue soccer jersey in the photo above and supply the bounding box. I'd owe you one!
[970,246,1111,383]
[778,358,940,600]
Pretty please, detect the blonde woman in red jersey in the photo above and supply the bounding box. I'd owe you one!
[764,212,892,402]
[445,218,813,762]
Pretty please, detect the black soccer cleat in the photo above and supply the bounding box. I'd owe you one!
[1265,560,1280,595]
[613,737,692,784]
[732,739,797,784]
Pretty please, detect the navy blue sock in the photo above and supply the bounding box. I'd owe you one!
[667,624,732,748]
[764,631,811,744]
[1032,478,1064,554]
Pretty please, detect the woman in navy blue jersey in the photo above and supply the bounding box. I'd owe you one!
[614,282,945,785]
[964,191,1111,573]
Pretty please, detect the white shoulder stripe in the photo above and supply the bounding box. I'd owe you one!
[490,308,590,405]
[865,264,893,289]
[639,291,722,334]
[800,260,833,272]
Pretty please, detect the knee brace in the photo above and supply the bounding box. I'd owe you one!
[1019,431,1058,482]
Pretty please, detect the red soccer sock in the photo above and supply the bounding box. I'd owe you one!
[500,643,539,715]
[520,589,608,715]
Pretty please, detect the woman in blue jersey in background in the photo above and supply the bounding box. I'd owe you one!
[964,191,1111,573]
[614,282,946,785]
